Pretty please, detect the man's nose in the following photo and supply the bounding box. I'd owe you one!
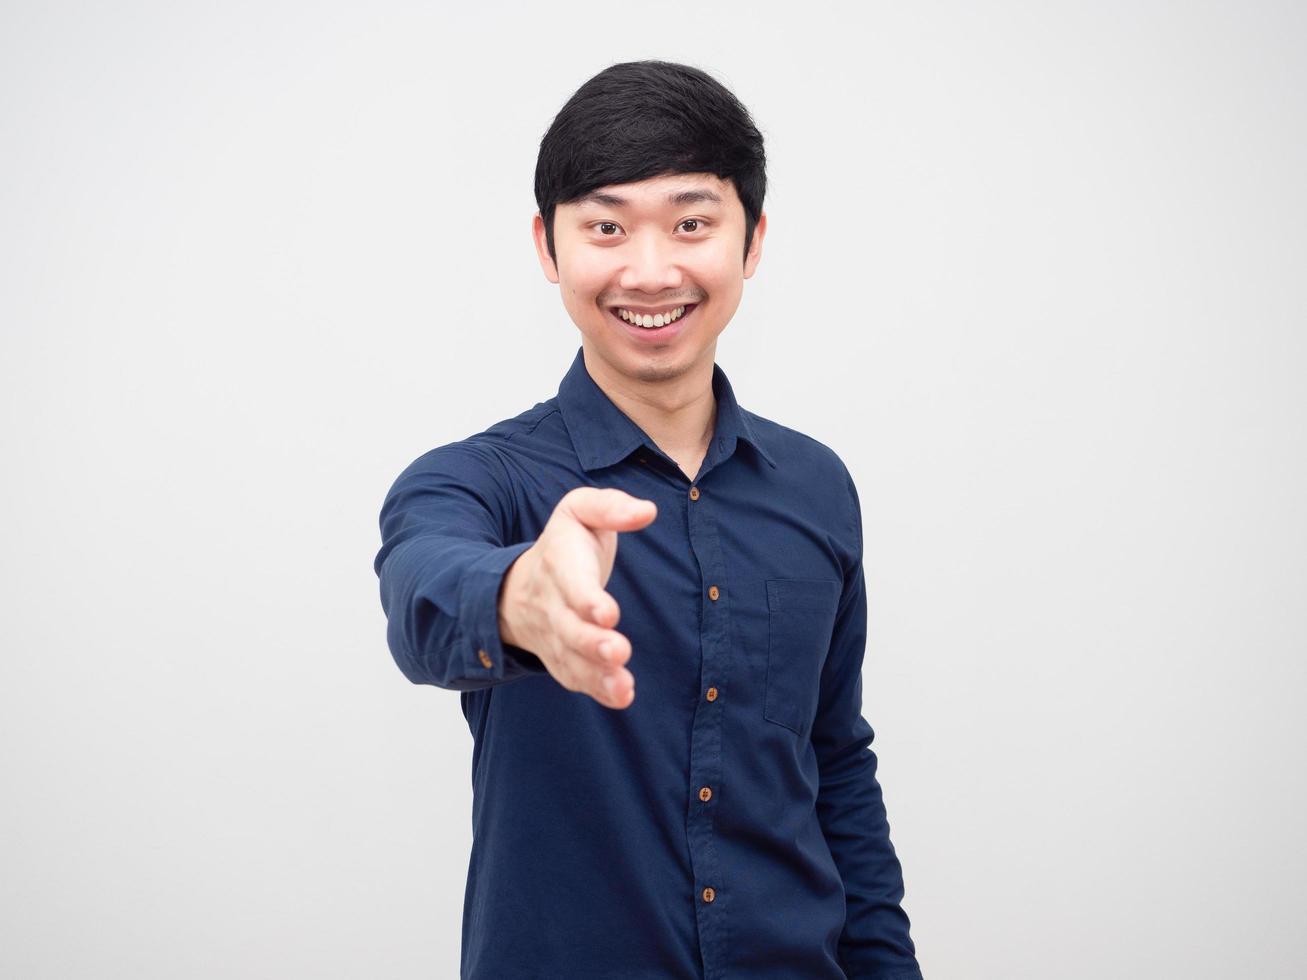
[618,233,683,294]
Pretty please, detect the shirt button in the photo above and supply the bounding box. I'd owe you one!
[699,786,712,802]
[477,649,493,668]
[708,585,720,601]
[702,886,716,903]
[689,486,700,501]
[706,686,718,701]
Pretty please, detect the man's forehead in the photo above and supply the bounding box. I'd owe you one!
[569,174,735,210]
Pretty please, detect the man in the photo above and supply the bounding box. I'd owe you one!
[374,60,923,980]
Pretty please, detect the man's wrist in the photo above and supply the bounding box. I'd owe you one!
[497,545,535,650]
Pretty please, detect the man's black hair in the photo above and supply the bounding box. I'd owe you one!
[534,60,767,267]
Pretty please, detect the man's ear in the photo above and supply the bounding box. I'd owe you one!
[532,212,560,284]
[743,210,767,279]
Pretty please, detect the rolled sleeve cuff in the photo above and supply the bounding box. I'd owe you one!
[457,540,545,681]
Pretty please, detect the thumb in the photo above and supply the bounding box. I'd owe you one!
[563,486,657,533]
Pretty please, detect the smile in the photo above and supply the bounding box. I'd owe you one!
[609,303,698,329]
[613,304,687,328]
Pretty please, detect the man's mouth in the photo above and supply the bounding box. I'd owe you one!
[607,303,698,331]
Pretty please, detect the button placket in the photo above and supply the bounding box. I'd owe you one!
[683,476,732,978]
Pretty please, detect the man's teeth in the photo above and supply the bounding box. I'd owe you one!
[617,305,687,328]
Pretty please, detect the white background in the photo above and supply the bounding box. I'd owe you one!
[3,1,1304,977]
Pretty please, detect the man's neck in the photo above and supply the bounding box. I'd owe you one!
[582,344,718,472]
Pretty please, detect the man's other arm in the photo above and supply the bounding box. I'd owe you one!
[810,464,924,980]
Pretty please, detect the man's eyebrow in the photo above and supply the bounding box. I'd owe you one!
[667,188,724,207]
[574,188,724,209]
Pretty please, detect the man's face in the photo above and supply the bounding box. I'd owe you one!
[533,172,766,385]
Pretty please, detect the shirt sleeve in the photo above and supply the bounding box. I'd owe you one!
[809,464,924,980]
[373,440,551,690]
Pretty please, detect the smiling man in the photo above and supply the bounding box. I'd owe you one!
[374,60,923,980]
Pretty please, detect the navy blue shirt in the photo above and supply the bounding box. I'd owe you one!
[374,346,922,980]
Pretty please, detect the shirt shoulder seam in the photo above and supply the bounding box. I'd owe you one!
[482,406,561,540]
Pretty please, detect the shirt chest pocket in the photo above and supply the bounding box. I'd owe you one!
[763,578,842,737]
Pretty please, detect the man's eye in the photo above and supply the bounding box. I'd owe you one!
[679,219,702,233]
[596,222,621,236]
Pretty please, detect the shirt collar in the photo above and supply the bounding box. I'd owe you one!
[557,345,777,474]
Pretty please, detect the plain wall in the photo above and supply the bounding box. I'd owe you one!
[2,1,1304,977]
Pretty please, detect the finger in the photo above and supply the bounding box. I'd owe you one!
[595,633,632,667]
[589,590,621,630]
[553,603,630,668]
[595,664,635,709]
